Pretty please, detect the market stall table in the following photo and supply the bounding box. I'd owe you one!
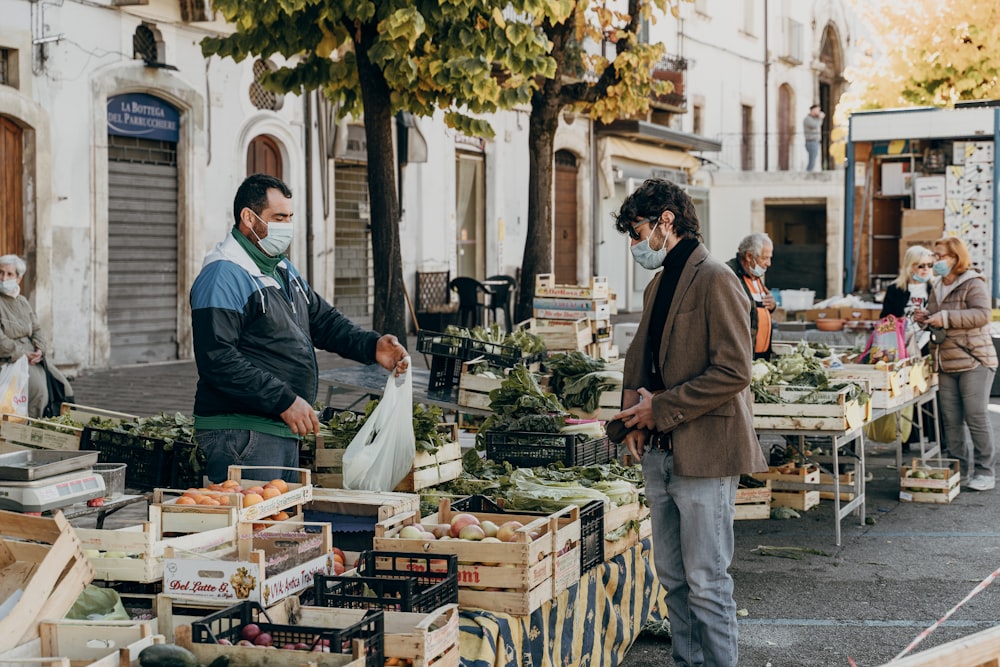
[318,365,492,417]
[459,537,666,667]
[869,385,942,471]
[754,424,866,546]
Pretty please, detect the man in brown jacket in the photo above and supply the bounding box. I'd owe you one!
[612,178,767,667]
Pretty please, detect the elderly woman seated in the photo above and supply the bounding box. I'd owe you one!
[0,254,72,418]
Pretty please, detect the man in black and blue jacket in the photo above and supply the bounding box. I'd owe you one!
[190,174,409,483]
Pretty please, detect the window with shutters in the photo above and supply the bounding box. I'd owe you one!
[133,24,161,64]
[0,49,14,89]
[249,60,284,112]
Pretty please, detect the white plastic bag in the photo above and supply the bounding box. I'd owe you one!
[342,366,416,491]
[0,355,29,417]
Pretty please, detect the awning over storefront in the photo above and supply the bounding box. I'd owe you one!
[597,120,723,152]
[597,135,703,198]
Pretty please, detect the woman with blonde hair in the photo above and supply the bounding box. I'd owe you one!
[915,237,996,491]
[880,245,936,321]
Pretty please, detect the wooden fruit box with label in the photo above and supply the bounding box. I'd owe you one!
[735,479,772,520]
[75,520,237,583]
[752,383,871,431]
[0,620,163,667]
[0,414,83,454]
[828,362,910,409]
[270,596,461,667]
[0,510,95,653]
[900,458,961,504]
[752,464,821,512]
[312,426,462,492]
[372,500,580,616]
[533,318,591,352]
[603,501,651,559]
[534,274,610,300]
[161,520,336,606]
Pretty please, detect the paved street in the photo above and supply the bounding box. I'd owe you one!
[68,332,1000,667]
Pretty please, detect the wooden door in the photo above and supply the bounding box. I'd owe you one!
[777,85,792,171]
[553,151,578,284]
[0,117,24,256]
[247,135,283,178]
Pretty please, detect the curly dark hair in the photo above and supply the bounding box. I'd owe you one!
[233,173,292,225]
[612,178,702,241]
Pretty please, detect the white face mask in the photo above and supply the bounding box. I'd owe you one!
[0,279,20,298]
[748,261,766,278]
[249,210,293,256]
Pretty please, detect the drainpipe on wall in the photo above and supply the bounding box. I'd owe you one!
[591,119,601,277]
[763,0,769,171]
[304,92,315,285]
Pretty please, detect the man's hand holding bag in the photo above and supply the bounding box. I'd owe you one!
[342,365,416,492]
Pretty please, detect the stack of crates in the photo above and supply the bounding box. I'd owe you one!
[532,274,617,360]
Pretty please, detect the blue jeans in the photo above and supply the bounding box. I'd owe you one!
[196,429,300,483]
[938,366,996,479]
[644,449,739,667]
[806,140,820,171]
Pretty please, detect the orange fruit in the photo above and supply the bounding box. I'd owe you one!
[332,561,346,575]
[332,552,344,565]
[245,485,265,495]
[261,487,281,500]
[252,522,266,532]
[216,495,233,506]
[268,479,289,493]
[175,496,197,505]
[242,493,264,506]
[197,496,220,506]
[271,511,290,521]
[221,479,241,489]
[208,483,224,492]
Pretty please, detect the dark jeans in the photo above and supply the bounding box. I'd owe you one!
[196,429,300,484]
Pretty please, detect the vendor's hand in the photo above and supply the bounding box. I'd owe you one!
[280,396,320,437]
[26,350,43,365]
[624,429,648,462]
[376,334,409,376]
[925,313,944,328]
[612,387,657,432]
[762,292,776,311]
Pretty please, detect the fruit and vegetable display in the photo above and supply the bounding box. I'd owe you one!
[545,351,622,414]
[750,343,870,406]
[303,402,452,456]
[444,322,547,359]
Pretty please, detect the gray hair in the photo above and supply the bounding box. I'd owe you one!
[738,232,772,258]
[0,255,26,277]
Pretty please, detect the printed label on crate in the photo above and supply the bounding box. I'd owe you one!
[533,297,609,312]
[534,305,611,321]
[163,553,333,603]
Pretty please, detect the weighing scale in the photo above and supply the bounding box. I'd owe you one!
[0,450,106,513]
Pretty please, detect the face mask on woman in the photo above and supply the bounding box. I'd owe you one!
[911,273,930,284]
[630,223,667,270]
[932,259,951,277]
[0,279,19,298]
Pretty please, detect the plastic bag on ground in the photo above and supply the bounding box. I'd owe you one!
[342,367,416,491]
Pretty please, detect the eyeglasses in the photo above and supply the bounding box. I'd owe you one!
[624,216,656,240]
[915,263,934,269]
[934,253,954,260]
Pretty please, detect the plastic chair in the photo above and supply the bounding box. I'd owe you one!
[449,277,491,329]
[415,270,459,331]
[486,274,518,332]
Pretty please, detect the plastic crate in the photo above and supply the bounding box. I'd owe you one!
[191,600,383,665]
[416,330,467,359]
[485,431,615,468]
[428,354,463,391]
[314,551,458,613]
[81,427,204,491]
[450,495,604,574]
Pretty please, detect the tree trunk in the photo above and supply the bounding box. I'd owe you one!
[356,45,408,346]
[515,89,563,323]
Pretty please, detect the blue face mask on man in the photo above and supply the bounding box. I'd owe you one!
[249,210,293,257]
[631,221,667,270]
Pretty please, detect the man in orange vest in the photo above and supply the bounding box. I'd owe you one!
[726,232,776,360]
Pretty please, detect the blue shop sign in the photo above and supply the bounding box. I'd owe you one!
[107,93,179,142]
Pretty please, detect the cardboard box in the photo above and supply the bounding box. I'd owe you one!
[901,208,945,237]
[840,307,881,321]
[913,176,945,210]
[881,162,911,195]
[805,308,840,321]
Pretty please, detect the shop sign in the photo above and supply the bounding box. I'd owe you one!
[107,93,180,143]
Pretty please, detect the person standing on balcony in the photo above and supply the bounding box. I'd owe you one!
[726,232,776,360]
[803,104,824,171]
[611,178,767,667]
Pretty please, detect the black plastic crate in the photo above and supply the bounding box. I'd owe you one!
[81,427,204,491]
[449,495,604,573]
[485,431,615,468]
[464,338,546,368]
[416,330,467,359]
[191,600,383,665]
[314,551,458,613]
[428,354,463,391]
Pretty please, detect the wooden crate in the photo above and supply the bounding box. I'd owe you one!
[0,510,95,652]
[771,490,821,511]
[373,500,580,616]
[584,341,619,362]
[173,623,364,667]
[59,403,138,425]
[308,487,421,523]
[534,302,612,322]
[534,274,609,299]
[819,471,857,501]
[75,520,236,583]
[753,464,821,512]
[735,480,772,520]
[457,364,503,410]
[752,384,871,430]
[312,435,462,492]
[534,318,590,351]
[161,520,336,605]
[270,597,461,667]
[0,414,83,452]
[603,501,651,559]
[38,620,161,667]
[900,458,961,504]
[567,389,622,421]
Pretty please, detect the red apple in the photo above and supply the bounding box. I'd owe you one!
[449,513,480,538]
[217,639,232,645]
[254,632,273,647]
[240,623,261,641]
[495,520,524,543]
[430,523,452,539]
[458,524,486,541]
[237,640,254,647]
[399,524,426,539]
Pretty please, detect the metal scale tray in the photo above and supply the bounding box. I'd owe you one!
[0,449,99,482]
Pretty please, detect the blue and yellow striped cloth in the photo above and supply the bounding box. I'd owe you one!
[459,537,667,667]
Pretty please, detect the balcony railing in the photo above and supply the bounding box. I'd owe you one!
[650,56,687,113]
[711,131,835,172]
